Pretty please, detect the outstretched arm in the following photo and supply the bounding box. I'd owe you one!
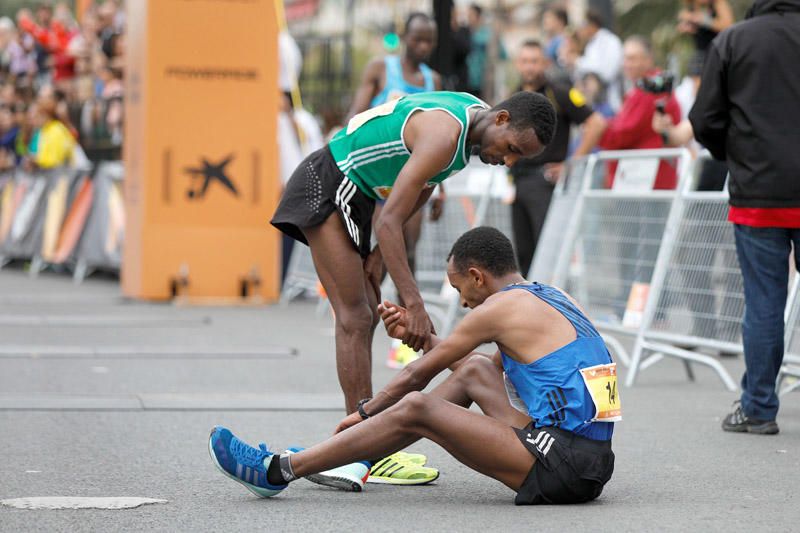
[362,301,503,418]
[374,111,460,351]
[379,299,495,371]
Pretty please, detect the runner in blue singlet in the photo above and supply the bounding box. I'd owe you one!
[210,227,617,505]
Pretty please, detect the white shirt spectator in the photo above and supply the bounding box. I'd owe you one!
[576,28,623,111]
[278,107,324,186]
[279,31,302,93]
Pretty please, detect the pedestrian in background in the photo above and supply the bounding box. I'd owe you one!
[689,0,800,435]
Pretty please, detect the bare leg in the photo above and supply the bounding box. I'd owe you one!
[290,391,535,490]
[290,355,534,490]
[379,354,531,463]
[303,213,376,414]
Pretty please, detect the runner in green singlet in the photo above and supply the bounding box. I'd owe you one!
[271,89,556,418]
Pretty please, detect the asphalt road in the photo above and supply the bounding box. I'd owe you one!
[0,269,798,532]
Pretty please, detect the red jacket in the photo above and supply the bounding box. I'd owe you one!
[18,16,76,81]
[600,78,681,189]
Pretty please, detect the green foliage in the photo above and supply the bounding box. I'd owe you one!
[0,1,76,20]
[615,0,758,73]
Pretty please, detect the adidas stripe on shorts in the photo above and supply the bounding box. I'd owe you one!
[271,146,376,258]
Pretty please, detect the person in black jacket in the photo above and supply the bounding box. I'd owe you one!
[689,0,800,435]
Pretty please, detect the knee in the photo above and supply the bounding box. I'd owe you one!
[393,391,428,428]
[456,354,500,385]
[337,304,374,336]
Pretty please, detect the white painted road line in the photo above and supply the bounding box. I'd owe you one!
[0,345,297,358]
[0,392,344,411]
[0,316,211,327]
[1,497,168,510]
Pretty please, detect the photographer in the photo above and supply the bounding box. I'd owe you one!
[598,36,680,189]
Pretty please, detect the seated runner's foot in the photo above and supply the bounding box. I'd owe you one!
[285,447,370,492]
[721,402,779,435]
[368,453,439,485]
[386,340,421,369]
[208,426,288,497]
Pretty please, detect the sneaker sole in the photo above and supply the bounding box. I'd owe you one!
[207,429,284,498]
[722,422,779,435]
[305,472,364,492]
[367,471,439,485]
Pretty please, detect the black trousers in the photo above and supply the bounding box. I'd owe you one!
[511,170,555,276]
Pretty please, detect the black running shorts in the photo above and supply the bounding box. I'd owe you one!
[513,424,614,505]
[271,146,375,258]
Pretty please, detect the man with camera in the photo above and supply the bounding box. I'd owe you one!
[598,35,681,190]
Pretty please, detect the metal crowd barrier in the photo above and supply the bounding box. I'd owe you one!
[0,162,124,281]
[72,161,125,281]
[279,244,320,306]
[529,156,591,286]
[625,156,740,390]
[779,277,800,395]
[545,148,693,369]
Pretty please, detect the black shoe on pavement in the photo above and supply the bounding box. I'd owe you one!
[722,402,779,435]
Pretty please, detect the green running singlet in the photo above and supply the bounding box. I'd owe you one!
[328,91,488,201]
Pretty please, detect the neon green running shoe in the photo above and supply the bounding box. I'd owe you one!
[386,340,421,369]
[389,451,426,465]
[368,453,439,485]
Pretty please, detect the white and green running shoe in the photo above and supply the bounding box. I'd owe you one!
[285,447,371,492]
[368,452,439,485]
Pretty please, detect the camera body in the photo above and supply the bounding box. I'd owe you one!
[638,72,675,114]
[637,72,675,95]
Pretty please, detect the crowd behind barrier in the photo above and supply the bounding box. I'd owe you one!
[0,160,124,280]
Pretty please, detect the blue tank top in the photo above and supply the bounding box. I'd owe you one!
[500,282,615,441]
[370,55,435,108]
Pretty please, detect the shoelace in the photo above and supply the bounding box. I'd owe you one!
[230,437,271,468]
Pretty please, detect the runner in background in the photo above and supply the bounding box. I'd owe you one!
[346,12,445,369]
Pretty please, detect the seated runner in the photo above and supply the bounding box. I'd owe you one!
[210,227,619,504]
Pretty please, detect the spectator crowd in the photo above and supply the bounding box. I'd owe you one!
[0,1,125,174]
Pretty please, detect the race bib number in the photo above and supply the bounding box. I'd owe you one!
[579,363,622,422]
[346,100,399,134]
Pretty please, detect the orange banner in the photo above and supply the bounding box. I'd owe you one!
[123,0,280,300]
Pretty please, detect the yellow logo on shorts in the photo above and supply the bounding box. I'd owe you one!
[373,186,393,199]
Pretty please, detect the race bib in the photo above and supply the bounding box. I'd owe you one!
[346,100,399,134]
[579,363,622,422]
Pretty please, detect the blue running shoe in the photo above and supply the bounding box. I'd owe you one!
[285,447,370,492]
[208,426,287,498]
